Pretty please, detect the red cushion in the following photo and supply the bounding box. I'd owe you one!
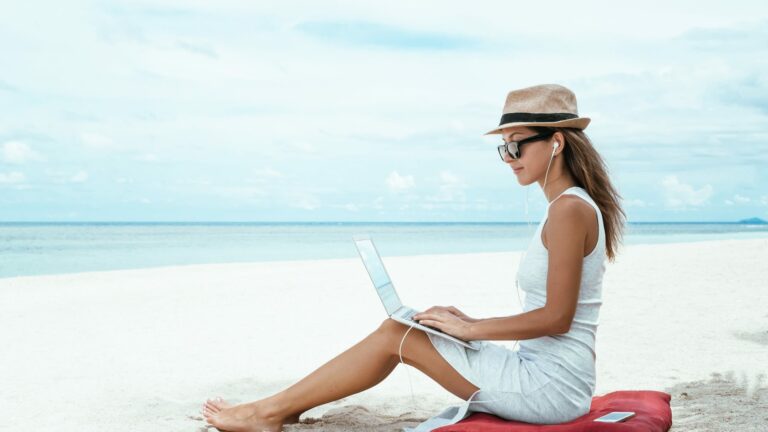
[433,390,672,432]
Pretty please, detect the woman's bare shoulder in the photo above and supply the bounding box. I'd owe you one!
[542,195,595,249]
[550,195,595,219]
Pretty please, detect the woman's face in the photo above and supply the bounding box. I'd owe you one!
[500,126,556,186]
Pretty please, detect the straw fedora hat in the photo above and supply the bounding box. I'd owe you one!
[484,83,590,135]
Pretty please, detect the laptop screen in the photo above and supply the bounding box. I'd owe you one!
[354,238,402,315]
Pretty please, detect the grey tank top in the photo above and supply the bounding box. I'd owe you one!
[515,186,606,397]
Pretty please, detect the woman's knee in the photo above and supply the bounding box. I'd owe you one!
[376,318,412,344]
[375,318,418,352]
[376,317,406,334]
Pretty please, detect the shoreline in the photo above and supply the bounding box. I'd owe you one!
[3,235,767,282]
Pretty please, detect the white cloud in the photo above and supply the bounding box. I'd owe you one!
[284,190,322,210]
[1,141,43,164]
[47,169,89,184]
[733,194,751,204]
[134,153,159,162]
[80,133,118,150]
[214,186,268,200]
[386,171,415,192]
[70,170,89,183]
[624,198,648,207]
[174,177,212,186]
[473,201,488,210]
[246,167,283,183]
[0,171,26,184]
[725,194,752,204]
[426,170,468,203]
[253,167,283,177]
[660,175,713,208]
[294,197,320,210]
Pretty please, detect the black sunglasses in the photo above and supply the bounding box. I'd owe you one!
[497,130,556,161]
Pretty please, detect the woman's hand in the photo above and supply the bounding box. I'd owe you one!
[417,305,479,323]
[413,306,478,340]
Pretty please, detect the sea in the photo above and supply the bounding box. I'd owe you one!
[1,221,768,279]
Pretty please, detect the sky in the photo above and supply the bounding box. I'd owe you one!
[1,0,767,222]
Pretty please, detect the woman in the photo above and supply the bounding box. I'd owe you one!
[201,83,626,432]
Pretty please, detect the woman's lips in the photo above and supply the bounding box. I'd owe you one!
[513,167,523,173]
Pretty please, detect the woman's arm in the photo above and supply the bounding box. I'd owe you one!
[466,307,567,341]
[469,197,592,341]
[414,198,593,342]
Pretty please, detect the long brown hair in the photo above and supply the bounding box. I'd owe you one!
[530,126,627,262]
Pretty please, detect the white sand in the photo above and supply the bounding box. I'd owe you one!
[1,238,766,431]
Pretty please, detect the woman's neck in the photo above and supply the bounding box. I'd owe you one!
[542,178,578,203]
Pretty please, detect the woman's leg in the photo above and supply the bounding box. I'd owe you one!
[203,317,480,431]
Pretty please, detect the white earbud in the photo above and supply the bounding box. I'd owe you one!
[543,141,559,196]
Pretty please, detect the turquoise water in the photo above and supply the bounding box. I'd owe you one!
[1,222,767,279]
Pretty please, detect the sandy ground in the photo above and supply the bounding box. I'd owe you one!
[1,237,766,431]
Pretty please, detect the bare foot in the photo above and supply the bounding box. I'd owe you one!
[203,397,302,424]
[202,398,295,432]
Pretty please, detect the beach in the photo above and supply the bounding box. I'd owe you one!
[1,237,766,431]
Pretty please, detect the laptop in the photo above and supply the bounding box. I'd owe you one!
[353,234,482,350]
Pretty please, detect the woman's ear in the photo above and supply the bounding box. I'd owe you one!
[553,131,565,156]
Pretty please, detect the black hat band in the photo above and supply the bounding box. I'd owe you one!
[498,112,578,126]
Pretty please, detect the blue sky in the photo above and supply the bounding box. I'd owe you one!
[1,1,767,222]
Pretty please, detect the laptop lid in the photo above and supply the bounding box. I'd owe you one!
[353,235,403,316]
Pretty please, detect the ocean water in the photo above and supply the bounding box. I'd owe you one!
[1,221,768,279]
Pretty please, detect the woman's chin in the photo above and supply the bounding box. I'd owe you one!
[510,167,536,186]
[515,175,536,186]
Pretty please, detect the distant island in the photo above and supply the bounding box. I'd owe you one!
[738,217,768,224]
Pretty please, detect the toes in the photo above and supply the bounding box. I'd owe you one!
[208,397,232,411]
[216,396,230,406]
[203,406,218,420]
[203,413,216,426]
[203,411,222,428]
[205,400,221,413]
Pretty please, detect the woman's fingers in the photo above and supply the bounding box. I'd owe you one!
[414,311,436,321]
[418,319,443,331]
[415,311,451,323]
[448,306,467,317]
